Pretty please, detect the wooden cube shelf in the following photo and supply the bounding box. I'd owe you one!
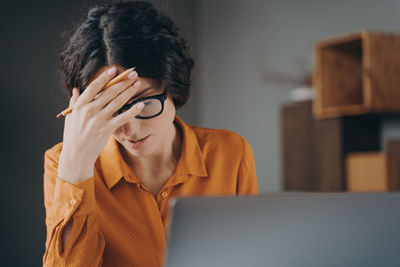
[313,30,400,118]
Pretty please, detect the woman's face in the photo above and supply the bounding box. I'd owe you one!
[93,65,177,158]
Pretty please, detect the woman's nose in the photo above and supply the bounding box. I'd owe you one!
[121,119,141,137]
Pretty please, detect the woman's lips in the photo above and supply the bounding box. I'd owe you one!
[127,135,150,149]
[129,135,149,143]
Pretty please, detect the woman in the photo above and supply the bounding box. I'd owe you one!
[43,1,258,266]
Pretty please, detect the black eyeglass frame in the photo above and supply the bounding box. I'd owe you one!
[117,88,168,120]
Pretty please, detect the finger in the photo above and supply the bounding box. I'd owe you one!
[65,88,79,125]
[91,73,138,110]
[109,100,145,130]
[75,66,117,107]
[101,80,142,118]
[69,87,80,107]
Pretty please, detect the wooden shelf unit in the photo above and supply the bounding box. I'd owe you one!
[281,100,381,192]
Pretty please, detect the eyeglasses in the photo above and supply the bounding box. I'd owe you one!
[116,88,168,119]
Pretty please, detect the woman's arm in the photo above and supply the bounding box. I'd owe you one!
[43,148,105,266]
[62,219,73,253]
[236,138,259,195]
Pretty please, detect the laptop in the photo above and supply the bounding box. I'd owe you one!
[164,192,400,267]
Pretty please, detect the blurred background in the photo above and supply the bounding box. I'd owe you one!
[2,0,400,265]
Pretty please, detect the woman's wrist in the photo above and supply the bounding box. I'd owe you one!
[58,151,95,183]
[58,165,94,183]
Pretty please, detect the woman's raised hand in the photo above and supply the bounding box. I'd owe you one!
[58,67,144,183]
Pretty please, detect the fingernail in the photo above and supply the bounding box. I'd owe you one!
[107,67,116,75]
[134,80,141,87]
[128,71,137,79]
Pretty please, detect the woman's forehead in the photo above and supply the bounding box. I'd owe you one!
[91,65,125,80]
[90,65,162,90]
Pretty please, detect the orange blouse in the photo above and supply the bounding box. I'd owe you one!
[43,115,259,267]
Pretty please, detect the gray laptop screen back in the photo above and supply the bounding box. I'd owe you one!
[164,193,400,267]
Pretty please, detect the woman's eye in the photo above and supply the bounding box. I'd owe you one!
[143,100,152,106]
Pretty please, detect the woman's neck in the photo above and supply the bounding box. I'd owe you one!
[124,121,183,178]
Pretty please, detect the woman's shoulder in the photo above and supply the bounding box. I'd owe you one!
[188,124,248,152]
[44,142,63,162]
[190,125,243,140]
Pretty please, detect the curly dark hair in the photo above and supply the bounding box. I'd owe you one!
[59,1,195,108]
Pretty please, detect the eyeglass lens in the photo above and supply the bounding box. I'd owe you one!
[118,98,163,117]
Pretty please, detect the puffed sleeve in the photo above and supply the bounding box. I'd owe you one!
[43,146,105,266]
[236,138,259,195]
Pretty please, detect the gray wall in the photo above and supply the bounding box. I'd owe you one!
[2,0,400,265]
[194,0,400,192]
